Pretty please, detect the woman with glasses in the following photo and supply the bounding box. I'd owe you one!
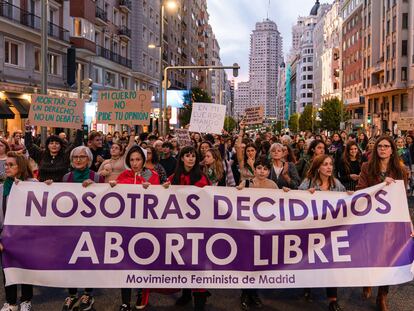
[357,136,408,311]
[144,146,167,184]
[1,152,37,311]
[0,139,10,184]
[60,146,104,311]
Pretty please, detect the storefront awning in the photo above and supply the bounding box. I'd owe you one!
[7,97,30,118]
[0,100,15,119]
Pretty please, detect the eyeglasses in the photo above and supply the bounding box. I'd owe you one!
[377,144,391,149]
[73,155,89,161]
[4,162,17,168]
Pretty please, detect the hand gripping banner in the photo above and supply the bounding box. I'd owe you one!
[2,181,414,288]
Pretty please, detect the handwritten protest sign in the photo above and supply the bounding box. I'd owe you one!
[398,117,414,131]
[189,103,226,134]
[244,106,264,125]
[175,128,192,147]
[28,95,84,129]
[97,91,152,125]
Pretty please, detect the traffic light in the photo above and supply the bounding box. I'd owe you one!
[367,114,372,124]
[233,63,239,77]
[81,78,93,102]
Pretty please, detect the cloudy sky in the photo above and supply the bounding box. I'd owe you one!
[207,0,317,83]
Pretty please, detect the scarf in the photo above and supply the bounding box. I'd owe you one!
[73,168,90,183]
[3,176,22,197]
[397,147,405,157]
[207,167,218,185]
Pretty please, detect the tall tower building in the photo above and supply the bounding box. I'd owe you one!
[249,19,283,118]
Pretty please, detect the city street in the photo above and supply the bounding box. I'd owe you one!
[0,201,412,311]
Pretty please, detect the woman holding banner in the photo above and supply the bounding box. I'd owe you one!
[268,143,301,189]
[144,146,168,184]
[98,128,136,183]
[298,154,346,311]
[0,151,37,311]
[163,145,211,311]
[109,145,160,311]
[60,146,104,311]
[296,140,328,181]
[356,136,408,311]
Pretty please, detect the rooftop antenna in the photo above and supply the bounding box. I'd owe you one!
[266,0,270,19]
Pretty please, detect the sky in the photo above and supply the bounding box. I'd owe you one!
[207,0,317,83]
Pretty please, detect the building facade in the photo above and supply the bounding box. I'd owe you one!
[277,62,286,121]
[361,0,413,134]
[341,0,364,128]
[249,19,283,118]
[234,81,250,118]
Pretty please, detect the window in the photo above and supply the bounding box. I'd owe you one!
[72,18,95,41]
[94,67,103,85]
[5,39,24,67]
[48,53,61,75]
[105,71,117,87]
[401,94,408,112]
[402,13,408,29]
[113,8,119,26]
[402,40,408,56]
[120,76,129,89]
[401,67,407,81]
[34,49,40,71]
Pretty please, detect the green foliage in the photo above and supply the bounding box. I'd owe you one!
[299,105,315,132]
[178,87,211,126]
[319,97,349,131]
[224,116,237,133]
[288,114,300,133]
[275,120,284,133]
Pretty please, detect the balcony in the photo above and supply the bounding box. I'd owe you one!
[0,1,69,42]
[119,0,132,13]
[118,25,131,40]
[96,45,132,68]
[95,6,108,26]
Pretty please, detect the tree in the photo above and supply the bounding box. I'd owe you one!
[223,116,237,133]
[319,97,349,131]
[178,87,212,126]
[288,114,300,133]
[275,120,284,133]
[299,104,316,132]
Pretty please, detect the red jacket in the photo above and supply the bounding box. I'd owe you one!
[168,173,210,187]
[116,168,160,185]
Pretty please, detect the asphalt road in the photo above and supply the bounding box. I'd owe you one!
[0,200,413,311]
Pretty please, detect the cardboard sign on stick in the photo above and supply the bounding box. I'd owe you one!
[175,129,192,147]
[244,106,264,125]
[29,95,85,129]
[397,117,414,131]
[97,90,152,125]
[189,103,226,134]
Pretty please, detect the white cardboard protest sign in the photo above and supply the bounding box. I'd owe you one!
[189,103,226,134]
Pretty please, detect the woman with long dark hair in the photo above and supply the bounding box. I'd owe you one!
[296,140,328,180]
[0,152,36,311]
[298,154,345,311]
[358,132,369,151]
[164,146,210,310]
[110,146,159,311]
[336,141,364,191]
[357,136,408,311]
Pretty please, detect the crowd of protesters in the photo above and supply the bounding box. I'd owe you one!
[0,121,413,311]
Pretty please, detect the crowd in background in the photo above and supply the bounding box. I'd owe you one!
[0,122,413,311]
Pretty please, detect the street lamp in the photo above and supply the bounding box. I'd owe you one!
[157,0,178,136]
